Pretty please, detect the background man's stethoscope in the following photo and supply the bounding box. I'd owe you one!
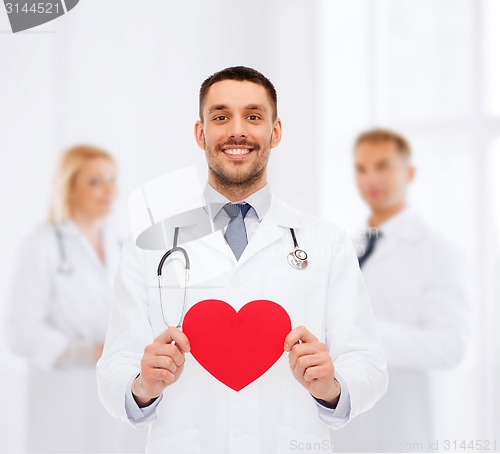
[157,227,307,328]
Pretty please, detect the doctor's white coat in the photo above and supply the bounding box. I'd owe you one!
[332,208,471,452]
[97,195,389,454]
[3,220,147,453]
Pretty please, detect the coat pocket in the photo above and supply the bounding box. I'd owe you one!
[277,425,332,453]
[146,428,200,454]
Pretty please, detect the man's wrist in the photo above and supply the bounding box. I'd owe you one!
[131,375,159,408]
[311,378,341,409]
[315,395,340,409]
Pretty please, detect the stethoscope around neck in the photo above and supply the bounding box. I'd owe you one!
[156,225,307,329]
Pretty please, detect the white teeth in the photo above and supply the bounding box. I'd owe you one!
[224,148,251,155]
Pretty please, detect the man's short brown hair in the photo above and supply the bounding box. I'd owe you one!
[355,128,412,159]
[199,66,278,121]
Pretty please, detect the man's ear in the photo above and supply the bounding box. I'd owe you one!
[270,117,283,149]
[408,165,416,183]
[194,120,205,150]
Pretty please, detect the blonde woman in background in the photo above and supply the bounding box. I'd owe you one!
[3,145,147,453]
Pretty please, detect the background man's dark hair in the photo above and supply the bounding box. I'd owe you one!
[199,66,278,121]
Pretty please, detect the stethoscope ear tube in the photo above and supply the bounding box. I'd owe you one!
[157,228,191,277]
[157,246,190,278]
[157,227,190,329]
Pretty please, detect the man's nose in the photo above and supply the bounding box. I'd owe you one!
[228,117,248,138]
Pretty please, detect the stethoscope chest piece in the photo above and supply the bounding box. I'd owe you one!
[288,248,308,269]
[287,228,308,269]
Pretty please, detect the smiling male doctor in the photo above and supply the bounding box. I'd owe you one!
[97,66,388,454]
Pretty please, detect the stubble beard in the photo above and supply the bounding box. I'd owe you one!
[205,134,272,193]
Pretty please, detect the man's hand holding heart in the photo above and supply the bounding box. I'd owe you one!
[284,325,341,408]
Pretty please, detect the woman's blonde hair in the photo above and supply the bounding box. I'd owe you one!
[49,144,116,223]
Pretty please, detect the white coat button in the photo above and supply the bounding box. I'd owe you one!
[233,428,243,438]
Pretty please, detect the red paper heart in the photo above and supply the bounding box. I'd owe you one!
[182,299,291,391]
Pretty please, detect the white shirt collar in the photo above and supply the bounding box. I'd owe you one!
[203,182,272,222]
[365,206,424,242]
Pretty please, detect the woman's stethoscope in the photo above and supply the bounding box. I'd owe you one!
[53,222,121,275]
[54,224,73,274]
[156,227,307,328]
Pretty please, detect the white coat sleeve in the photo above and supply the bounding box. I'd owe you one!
[321,227,389,428]
[2,228,93,370]
[377,241,471,370]
[96,234,157,427]
[124,374,163,427]
[312,373,351,422]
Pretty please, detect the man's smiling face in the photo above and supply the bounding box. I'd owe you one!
[195,79,282,189]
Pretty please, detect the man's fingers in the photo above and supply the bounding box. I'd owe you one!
[304,364,335,382]
[145,367,176,384]
[152,343,186,367]
[288,343,319,369]
[148,355,178,374]
[139,327,189,395]
[284,325,319,351]
[155,327,191,352]
[292,353,325,375]
[289,342,321,360]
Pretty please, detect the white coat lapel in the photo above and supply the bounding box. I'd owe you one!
[367,235,400,265]
[236,195,305,268]
[192,219,236,265]
[101,225,122,284]
[191,195,305,268]
[368,209,425,264]
[61,220,107,274]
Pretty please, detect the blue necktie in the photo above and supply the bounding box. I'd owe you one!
[358,231,381,268]
[223,202,251,260]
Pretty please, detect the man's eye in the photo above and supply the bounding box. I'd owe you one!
[213,115,227,121]
[247,115,261,121]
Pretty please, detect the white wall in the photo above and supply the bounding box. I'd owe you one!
[1,0,498,451]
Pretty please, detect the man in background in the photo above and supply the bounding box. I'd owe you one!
[333,128,471,452]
